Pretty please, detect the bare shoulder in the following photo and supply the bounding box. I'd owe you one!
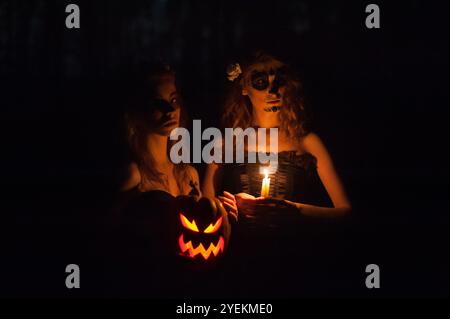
[301,132,327,154]
[300,132,336,167]
[121,162,141,191]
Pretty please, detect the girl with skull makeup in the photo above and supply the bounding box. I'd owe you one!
[202,51,352,219]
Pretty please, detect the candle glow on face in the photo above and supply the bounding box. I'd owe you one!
[261,169,271,198]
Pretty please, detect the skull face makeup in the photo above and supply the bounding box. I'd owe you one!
[222,51,308,141]
[251,70,271,91]
[269,67,288,95]
[263,106,283,112]
[248,67,289,113]
[250,67,288,93]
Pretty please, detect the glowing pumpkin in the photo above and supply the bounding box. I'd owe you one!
[175,196,231,261]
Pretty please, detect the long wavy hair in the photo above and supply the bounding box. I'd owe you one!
[221,52,309,139]
[124,64,191,193]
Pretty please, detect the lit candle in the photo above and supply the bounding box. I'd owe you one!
[260,169,271,198]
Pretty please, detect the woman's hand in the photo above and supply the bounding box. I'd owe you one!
[235,193,300,216]
[251,198,300,215]
[218,191,238,222]
[234,193,257,216]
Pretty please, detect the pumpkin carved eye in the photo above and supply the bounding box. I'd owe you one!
[204,217,223,234]
[180,213,199,232]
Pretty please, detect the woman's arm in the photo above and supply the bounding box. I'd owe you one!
[286,201,350,217]
[120,162,141,192]
[297,132,352,216]
[246,134,351,217]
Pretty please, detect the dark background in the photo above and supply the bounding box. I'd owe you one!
[0,0,448,297]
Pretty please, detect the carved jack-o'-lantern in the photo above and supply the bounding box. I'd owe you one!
[175,196,231,261]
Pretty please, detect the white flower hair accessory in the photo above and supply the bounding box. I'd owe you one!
[226,63,242,82]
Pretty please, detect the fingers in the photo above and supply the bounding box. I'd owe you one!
[218,196,236,208]
[254,198,290,207]
[253,197,277,205]
[235,193,256,200]
[238,200,293,215]
[223,191,235,201]
[228,194,293,216]
[221,200,237,213]
[218,195,238,222]
[236,197,258,205]
[221,200,238,222]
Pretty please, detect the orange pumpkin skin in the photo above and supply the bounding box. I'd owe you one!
[174,196,231,262]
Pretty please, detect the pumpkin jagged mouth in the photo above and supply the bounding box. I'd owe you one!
[178,234,225,260]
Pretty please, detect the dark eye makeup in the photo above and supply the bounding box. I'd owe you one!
[251,71,270,91]
[250,68,288,91]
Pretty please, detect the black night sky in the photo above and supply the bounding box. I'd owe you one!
[0,0,448,298]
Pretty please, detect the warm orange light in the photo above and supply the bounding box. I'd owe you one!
[178,234,225,260]
[261,169,271,197]
[180,213,199,232]
[204,217,223,234]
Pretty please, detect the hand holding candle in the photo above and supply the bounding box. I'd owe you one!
[260,169,271,198]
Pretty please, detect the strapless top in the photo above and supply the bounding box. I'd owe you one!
[220,151,329,205]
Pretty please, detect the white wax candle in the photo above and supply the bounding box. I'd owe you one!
[261,169,271,198]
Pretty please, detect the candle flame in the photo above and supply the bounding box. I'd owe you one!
[264,169,268,179]
[260,162,278,175]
